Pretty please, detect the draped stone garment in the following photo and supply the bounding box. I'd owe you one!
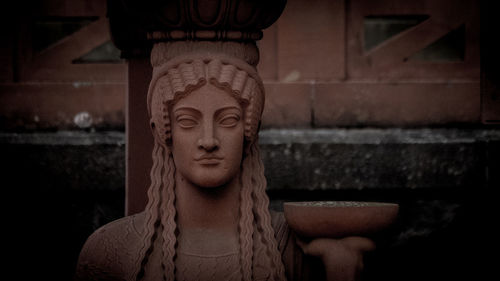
[75,211,324,281]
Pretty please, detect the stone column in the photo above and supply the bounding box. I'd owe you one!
[108,0,286,215]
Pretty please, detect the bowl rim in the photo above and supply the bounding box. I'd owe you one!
[283,201,399,208]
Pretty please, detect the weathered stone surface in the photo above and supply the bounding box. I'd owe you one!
[0,83,126,131]
[261,83,312,128]
[2,131,125,281]
[277,0,345,81]
[347,0,479,80]
[2,128,498,193]
[1,131,125,192]
[487,140,500,188]
[314,82,480,126]
[260,129,497,191]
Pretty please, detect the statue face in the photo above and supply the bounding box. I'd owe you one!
[171,83,245,188]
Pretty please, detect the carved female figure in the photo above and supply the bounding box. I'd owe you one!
[76,41,373,281]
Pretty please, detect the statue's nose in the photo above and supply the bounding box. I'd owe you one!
[197,136,220,151]
[198,123,220,151]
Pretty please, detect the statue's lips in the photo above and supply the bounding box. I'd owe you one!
[195,156,223,165]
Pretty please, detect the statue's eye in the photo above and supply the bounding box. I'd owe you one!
[177,116,198,128]
[219,114,240,127]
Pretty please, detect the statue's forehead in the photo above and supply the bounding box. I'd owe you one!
[172,83,242,113]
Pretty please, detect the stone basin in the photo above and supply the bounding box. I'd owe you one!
[283,201,399,238]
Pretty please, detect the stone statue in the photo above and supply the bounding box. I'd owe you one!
[75,41,376,281]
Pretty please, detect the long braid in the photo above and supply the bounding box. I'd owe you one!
[132,142,164,280]
[160,153,177,281]
[251,142,287,281]
[239,151,255,281]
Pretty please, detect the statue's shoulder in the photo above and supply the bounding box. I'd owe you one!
[75,212,146,281]
[84,212,145,248]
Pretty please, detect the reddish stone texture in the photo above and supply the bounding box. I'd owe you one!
[480,0,500,124]
[34,0,106,17]
[0,32,13,82]
[125,58,153,216]
[284,201,398,238]
[347,0,480,80]
[17,18,125,82]
[0,83,125,130]
[276,0,345,81]
[314,82,480,127]
[261,82,312,128]
[257,25,278,81]
[481,74,500,124]
[1,0,127,131]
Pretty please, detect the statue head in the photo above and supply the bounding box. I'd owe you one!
[135,41,286,281]
[148,41,264,189]
[169,83,246,188]
[148,41,264,148]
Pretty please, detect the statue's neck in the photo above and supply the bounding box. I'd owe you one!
[174,172,240,232]
[174,172,241,255]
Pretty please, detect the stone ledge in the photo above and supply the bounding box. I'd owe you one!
[259,128,500,144]
[3,128,498,145]
[259,128,499,191]
[1,129,498,192]
[1,131,125,192]
[0,131,125,145]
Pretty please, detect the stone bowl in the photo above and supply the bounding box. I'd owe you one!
[283,201,399,238]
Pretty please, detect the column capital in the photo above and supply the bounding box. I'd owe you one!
[107,0,286,58]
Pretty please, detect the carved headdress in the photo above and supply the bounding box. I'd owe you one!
[147,41,264,146]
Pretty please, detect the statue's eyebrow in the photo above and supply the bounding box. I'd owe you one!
[173,106,201,116]
[214,106,242,117]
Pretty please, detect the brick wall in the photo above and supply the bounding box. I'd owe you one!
[1,0,496,130]
[258,0,486,128]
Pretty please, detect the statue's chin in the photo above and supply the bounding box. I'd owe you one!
[193,176,233,189]
[197,180,229,189]
[183,170,238,189]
